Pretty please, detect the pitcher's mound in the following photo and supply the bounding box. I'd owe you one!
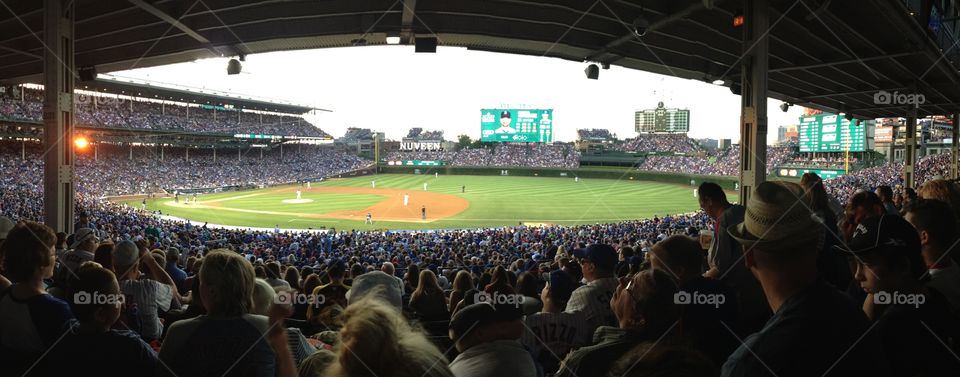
[281,199,314,204]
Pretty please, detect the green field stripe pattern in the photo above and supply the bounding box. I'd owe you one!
[126,174,735,231]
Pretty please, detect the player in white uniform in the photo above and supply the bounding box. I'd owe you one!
[306,181,311,189]
[423,182,428,191]
[575,176,579,183]
[371,180,376,189]
[296,190,302,200]
[365,212,373,224]
[435,172,438,178]
[403,194,409,206]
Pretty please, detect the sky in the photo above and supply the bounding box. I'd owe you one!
[113,46,805,143]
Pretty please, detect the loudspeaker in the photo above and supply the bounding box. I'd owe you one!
[227,59,242,75]
[584,64,599,80]
[79,66,97,81]
[415,37,437,53]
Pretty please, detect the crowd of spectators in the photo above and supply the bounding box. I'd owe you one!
[618,134,700,153]
[1,125,960,376]
[2,147,959,375]
[780,154,862,169]
[0,88,330,137]
[1,141,370,196]
[638,145,795,176]
[385,143,580,169]
[405,128,445,140]
[576,129,614,140]
[824,152,951,205]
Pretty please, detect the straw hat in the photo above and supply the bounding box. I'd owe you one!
[728,181,824,249]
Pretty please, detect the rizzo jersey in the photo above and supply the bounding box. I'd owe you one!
[522,311,592,372]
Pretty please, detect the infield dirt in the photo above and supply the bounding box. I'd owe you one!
[163,186,469,223]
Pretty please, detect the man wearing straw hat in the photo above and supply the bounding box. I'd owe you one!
[722,181,886,377]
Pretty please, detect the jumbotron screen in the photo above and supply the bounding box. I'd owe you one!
[798,113,865,152]
[480,109,553,142]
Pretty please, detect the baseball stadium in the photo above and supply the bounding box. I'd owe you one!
[2,2,960,377]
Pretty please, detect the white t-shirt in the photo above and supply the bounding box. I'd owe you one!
[449,340,537,377]
[120,279,173,341]
[522,311,591,368]
[564,277,618,332]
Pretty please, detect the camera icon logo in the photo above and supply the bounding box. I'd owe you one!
[275,291,293,305]
[74,291,91,305]
[874,291,891,305]
[673,291,691,305]
[873,90,892,105]
[474,292,492,304]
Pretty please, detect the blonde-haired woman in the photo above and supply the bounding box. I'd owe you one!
[159,250,276,377]
[918,179,960,220]
[409,270,449,321]
[324,296,454,377]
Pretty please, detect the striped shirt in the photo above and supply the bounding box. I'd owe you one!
[120,279,173,341]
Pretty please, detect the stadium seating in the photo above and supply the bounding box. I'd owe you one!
[0,88,330,137]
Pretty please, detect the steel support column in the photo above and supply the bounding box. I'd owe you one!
[904,109,917,188]
[43,0,75,232]
[739,0,768,204]
[952,113,959,180]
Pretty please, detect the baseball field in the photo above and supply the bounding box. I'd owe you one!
[124,174,730,231]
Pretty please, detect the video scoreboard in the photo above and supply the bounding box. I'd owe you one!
[798,113,865,152]
[480,109,553,143]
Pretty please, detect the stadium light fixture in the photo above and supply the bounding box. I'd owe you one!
[74,137,90,149]
[780,102,791,112]
[711,79,725,85]
[386,32,401,45]
[733,8,745,28]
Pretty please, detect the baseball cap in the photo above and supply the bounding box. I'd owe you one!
[346,271,402,309]
[547,270,576,304]
[834,215,921,257]
[70,228,97,249]
[573,244,618,271]
[500,111,510,119]
[112,240,140,267]
[0,216,14,241]
[449,302,524,339]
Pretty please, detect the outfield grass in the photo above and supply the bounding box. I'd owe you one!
[124,174,735,231]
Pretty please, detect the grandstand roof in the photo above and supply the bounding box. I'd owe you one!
[1,1,958,119]
[81,78,325,115]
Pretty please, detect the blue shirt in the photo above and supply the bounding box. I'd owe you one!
[158,314,276,377]
[165,262,188,292]
[43,326,157,376]
[721,279,890,377]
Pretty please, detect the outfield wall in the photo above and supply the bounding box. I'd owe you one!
[377,165,738,189]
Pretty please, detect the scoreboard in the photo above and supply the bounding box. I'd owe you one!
[635,102,690,133]
[798,114,865,152]
[480,109,553,143]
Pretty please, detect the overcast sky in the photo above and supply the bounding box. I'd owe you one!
[113,46,804,143]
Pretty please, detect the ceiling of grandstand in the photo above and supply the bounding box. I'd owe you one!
[1,0,959,119]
